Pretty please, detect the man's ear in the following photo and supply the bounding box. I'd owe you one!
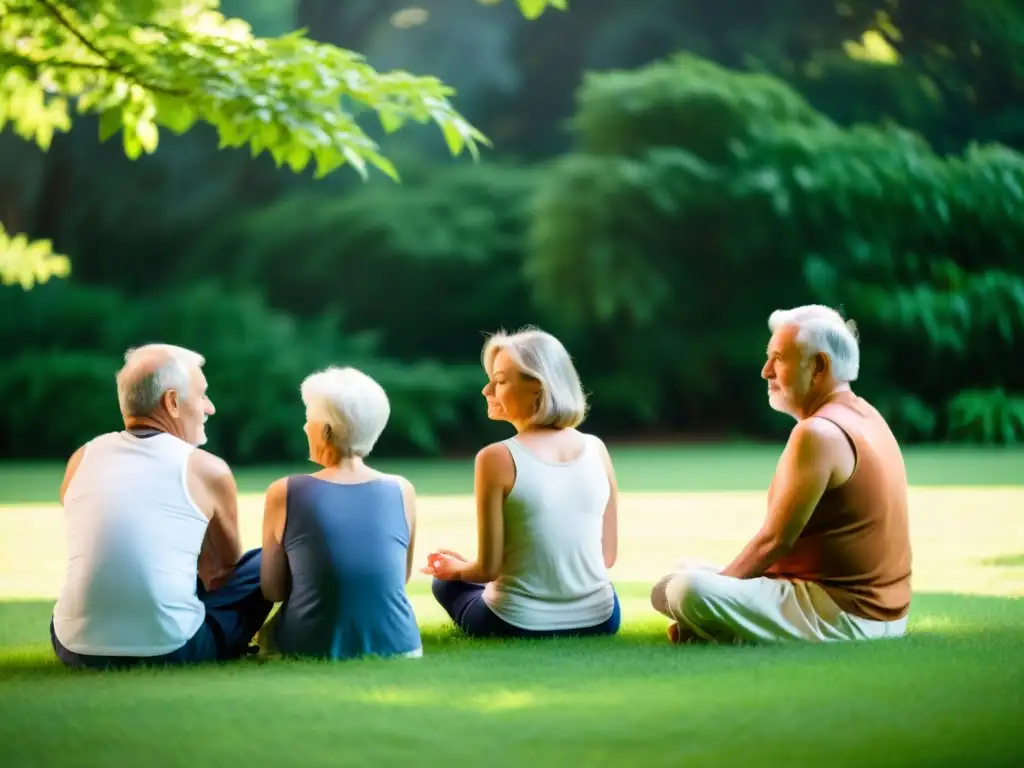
[164,389,180,417]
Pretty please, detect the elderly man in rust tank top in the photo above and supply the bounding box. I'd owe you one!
[651,304,913,644]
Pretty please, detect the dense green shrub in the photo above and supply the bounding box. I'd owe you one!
[0,281,489,462]
[529,54,1024,442]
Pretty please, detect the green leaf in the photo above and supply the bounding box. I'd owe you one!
[378,108,405,134]
[286,144,311,173]
[367,151,400,182]
[136,117,159,153]
[123,128,142,160]
[313,148,345,180]
[98,109,123,143]
[154,95,198,135]
[515,0,562,20]
[440,120,466,156]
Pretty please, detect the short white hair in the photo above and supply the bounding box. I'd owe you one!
[482,327,587,429]
[301,367,390,457]
[117,344,205,417]
[768,305,860,382]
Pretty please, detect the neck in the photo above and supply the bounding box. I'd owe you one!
[510,421,556,435]
[324,456,366,472]
[124,414,184,440]
[796,382,851,420]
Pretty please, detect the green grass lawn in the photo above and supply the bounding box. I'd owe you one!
[1,446,1023,766]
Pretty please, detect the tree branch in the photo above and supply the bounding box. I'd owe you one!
[35,0,111,62]
[0,48,121,74]
[34,0,188,95]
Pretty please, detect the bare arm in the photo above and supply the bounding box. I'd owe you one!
[191,450,244,590]
[260,478,289,602]
[397,476,418,584]
[59,445,87,505]
[595,438,619,569]
[720,419,840,579]
[453,443,511,584]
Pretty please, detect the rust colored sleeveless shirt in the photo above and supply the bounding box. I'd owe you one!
[765,390,913,622]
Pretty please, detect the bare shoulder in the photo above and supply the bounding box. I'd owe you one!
[64,444,87,475]
[378,472,416,499]
[476,441,514,469]
[789,417,849,460]
[475,441,516,486]
[265,476,289,501]
[189,448,237,492]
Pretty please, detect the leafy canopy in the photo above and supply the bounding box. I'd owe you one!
[0,0,567,288]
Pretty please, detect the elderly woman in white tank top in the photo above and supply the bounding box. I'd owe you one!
[423,328,621,638]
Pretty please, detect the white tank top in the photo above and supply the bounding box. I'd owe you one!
[483,434,615,631]
[52,431,209,656]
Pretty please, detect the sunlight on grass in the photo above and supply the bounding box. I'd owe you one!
[357,688,435,705]
[471,690,538,711]
[3,487,1022,600]
[982,554,1024,567]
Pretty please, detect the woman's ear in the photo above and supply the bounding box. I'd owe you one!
[814,352,830,378]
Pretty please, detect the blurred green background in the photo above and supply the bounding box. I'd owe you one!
[2,0,1023,466]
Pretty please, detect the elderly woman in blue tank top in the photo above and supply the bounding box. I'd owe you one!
[422,328,621,639]
[259,366,422,660]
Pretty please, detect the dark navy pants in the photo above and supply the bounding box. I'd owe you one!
[51,548,272,669]
[432,578,621,639]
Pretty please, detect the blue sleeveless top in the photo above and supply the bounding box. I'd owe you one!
[272,475,422,660]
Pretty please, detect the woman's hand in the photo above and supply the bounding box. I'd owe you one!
[420,549,468,580]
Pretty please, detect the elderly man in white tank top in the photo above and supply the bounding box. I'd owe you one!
[422,328,622,639]
[50,344,271,668]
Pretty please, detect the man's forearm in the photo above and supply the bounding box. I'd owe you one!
[720,534,789,580]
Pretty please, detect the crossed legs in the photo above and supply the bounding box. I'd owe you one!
[651,561,908,644]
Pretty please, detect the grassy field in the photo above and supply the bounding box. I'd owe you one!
[1,445,1023,766]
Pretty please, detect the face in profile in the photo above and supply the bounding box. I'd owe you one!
[482,349,542,424]
[761,324,815,417]
[175,367,214,446]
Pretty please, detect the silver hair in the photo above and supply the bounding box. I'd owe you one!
[768,305,860,382]
[482,327,588,429]
[301,367,391,457]
[117,344,206,417]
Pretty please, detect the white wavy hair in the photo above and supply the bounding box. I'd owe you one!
[117,344,205,417]
[482,327,587,429]
[301,367,391,457]
[768,304,860,382]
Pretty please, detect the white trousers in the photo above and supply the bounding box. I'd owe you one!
[656,560,909,644]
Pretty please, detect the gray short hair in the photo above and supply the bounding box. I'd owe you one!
[482,327,587,429]
[117,344,206,417]
[768,305,860,382]
[301,367,390,457]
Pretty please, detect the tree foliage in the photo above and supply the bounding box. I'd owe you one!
[0,222,70,289]
[0,0,564,288]
[529,54,1024,441]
